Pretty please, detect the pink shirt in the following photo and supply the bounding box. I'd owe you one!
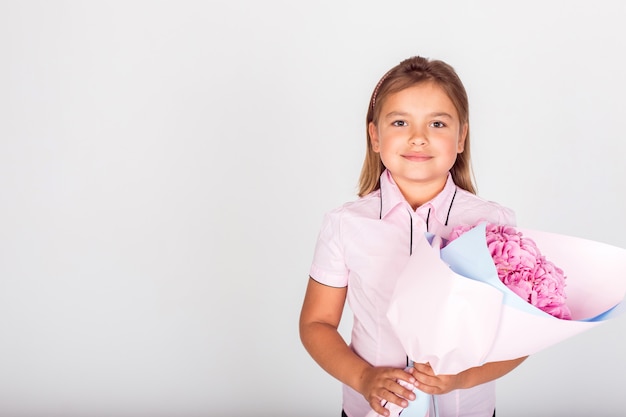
[309,170,516,417]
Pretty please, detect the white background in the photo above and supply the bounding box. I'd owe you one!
[1,1,625,416]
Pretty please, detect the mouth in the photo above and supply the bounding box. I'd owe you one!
[402,153,432,162]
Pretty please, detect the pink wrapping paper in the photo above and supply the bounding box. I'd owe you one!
[387,226,626,376]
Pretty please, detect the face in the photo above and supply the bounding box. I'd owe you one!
[369,82,467,204]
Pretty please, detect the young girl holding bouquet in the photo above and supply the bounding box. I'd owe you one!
[299,56,526,417]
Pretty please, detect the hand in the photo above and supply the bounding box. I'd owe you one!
[358,366,417,417]
[409,363,465,395]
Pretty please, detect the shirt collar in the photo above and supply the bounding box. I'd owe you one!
[379,170,458,223]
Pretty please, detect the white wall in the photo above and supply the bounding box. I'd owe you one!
[1,1,625,416]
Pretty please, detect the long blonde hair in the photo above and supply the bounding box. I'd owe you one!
[358,56,476,196]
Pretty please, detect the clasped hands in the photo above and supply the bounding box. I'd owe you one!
[360,362,465,417]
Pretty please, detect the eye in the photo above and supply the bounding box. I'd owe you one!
[430,121,446,128]
[392,120,408,127]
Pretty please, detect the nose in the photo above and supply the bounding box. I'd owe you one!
[409,127,427,146]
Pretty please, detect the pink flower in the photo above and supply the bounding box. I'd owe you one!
[449,223,572,320]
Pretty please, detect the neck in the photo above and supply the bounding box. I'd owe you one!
[394,177,447,210]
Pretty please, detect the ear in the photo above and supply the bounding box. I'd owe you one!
[457,123,468,153]
[369,122,380,153]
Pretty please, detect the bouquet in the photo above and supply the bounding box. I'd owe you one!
[448,223,571,320]
[366,222,626,417]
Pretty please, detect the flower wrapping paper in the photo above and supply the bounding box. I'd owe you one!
[387,222,626,376]
[366,223,626,417]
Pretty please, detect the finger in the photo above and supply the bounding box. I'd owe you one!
[379,389,409,409]
[412,372,443,394]
[393,368,417,386]
[367,380,409,410]
[395,377,418,398]
[412,376,442,395]
[366,367,419,414]
[369,398,391,417]
[408,366,433,385]
[412,363,434,375]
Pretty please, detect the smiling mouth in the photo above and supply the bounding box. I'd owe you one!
[403,154,432,162]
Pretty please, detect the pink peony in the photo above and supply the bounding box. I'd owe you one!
[449,223,572,320]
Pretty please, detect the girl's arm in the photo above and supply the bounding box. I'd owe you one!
[410,356,527,395]
[299,277,417,417]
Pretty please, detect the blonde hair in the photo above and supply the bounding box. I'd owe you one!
[358,56,476,196]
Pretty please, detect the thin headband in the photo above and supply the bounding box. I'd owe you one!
[371,68,394,109]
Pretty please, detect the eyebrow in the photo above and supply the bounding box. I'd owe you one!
[383,111,454,119]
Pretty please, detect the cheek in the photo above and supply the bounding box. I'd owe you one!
[441,138,459,154]
[447,134,464,154]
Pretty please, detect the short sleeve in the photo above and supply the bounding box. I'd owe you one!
[309,210,349,288]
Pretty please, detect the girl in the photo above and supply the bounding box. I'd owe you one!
[299,56,526,417]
